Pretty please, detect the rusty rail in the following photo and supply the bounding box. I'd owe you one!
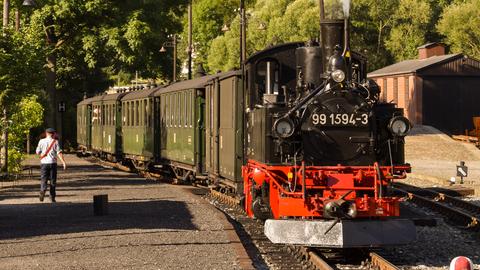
[393,184,480,229]
[370,252,399,270]
[301,248,335,270]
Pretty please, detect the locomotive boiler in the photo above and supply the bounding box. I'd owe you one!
[242,1,416,247]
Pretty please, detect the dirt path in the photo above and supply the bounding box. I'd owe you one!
[0,155,249,270]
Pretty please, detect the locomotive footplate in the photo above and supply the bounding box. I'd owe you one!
[264,218,416,248]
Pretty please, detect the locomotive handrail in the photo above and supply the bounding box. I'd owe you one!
[283,80,329,119]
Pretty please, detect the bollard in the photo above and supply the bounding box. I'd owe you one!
[93,194,109,216]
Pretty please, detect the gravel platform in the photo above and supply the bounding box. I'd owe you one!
[404,125,480,187]
[0,155,248,270]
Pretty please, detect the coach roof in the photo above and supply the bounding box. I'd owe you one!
[153,71,241,96]
[102,92,128,102]
[122,85,164,101]
[77,97,96,106]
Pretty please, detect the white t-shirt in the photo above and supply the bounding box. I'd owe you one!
[36,137,62,164]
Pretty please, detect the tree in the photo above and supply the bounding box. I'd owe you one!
[8,95,44,172]
[438,0,480,59]
[385,0,432,61]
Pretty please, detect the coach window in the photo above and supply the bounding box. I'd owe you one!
[177,93,181,127]
[126,102,129,126]
[107,104,111,126]
[125,102,128,126]
[137,100,140,127]
[143,99,146,127]
[171,94,175,127]
[128,102,132,126]
[174,93,178,127]
[174,93,177,127]
[113,104,116,124]
[105,104,109,126]
[255,59,280,104]
[187,92,191,127]
[122,103,126,126]
[139,100,143,126]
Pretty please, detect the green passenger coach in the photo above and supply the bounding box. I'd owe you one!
[101,92,127,161]
[76,97,94,152]
[205,71,244,191]
[90,95,105,154]
[121,86,162,168]
[154,75,216,181]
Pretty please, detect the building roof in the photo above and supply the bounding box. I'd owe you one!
[368,54,462,77]
[417,42,445,49]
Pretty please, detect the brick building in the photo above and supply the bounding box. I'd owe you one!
[368,43,480,134]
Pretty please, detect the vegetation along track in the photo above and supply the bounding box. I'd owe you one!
[393,182,480,229]
[207,190,400,270]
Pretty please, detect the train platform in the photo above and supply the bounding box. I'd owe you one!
[0,155,253,270]
[403,125,480,194]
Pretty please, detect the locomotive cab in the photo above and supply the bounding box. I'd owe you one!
[243,0,416,248]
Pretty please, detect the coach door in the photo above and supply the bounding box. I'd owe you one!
[205,80,220,176]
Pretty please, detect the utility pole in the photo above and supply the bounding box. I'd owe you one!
[187,1,193,80]
[240,0,246,66]
[173,34,177,82]
[1,0,10,173]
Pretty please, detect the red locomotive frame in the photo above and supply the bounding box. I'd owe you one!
[243,160,411,219]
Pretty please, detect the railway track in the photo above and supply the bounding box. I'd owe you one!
[86,157,401,269]
[207,189,400,270]
[393,182,480,229]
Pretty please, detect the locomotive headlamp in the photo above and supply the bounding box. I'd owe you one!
[273,117,295,139]
[388,116,411,137]
[331,69,346,83]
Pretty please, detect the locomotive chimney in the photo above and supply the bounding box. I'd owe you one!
[319,0,344,73]
[320,20,344,73]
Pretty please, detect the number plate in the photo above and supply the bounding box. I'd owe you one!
[311,113,369,126]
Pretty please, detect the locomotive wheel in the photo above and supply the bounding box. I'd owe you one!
[252,197,272,221]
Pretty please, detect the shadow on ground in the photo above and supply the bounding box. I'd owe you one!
[0,176,154,199]
[0,199,197,240]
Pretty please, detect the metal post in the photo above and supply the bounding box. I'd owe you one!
[173,34,177,82]
[240,0,246,66]
[187,1,193,80]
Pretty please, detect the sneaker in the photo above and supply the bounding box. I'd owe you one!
[39,191,45,202]
[50,197,56,203]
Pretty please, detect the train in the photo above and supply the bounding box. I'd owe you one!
[77,2,416,248]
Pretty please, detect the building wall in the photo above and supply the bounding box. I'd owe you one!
[374,74,421,124]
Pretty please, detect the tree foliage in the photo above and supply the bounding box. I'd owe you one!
[438,0,480,59]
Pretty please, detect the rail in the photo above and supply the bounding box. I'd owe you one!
[393,183,479,229]
[370,252,400,270]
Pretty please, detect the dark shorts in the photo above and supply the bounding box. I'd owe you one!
[40,163,57,196]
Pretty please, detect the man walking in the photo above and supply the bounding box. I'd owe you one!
[36,128,67,202]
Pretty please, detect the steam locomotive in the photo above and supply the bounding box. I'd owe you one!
[77,1,416,248]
